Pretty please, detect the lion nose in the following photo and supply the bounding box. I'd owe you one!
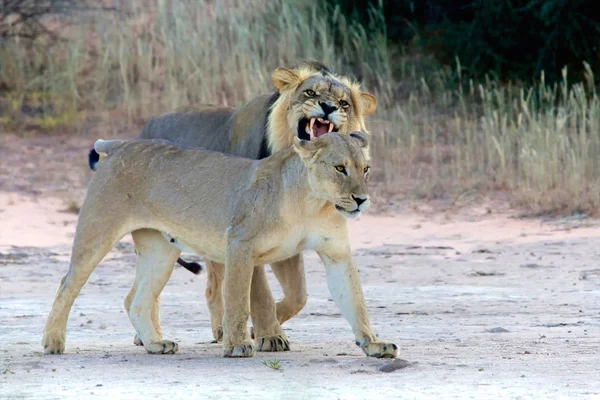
[352,195,368,207]
[319,101,338,117]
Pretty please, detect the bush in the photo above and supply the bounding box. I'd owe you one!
[334,0,600,84]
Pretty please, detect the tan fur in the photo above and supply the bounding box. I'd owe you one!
[42,133,397,359]
[133,61,377,343]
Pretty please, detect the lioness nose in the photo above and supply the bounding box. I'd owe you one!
[352,195,367,207]
[319,101,338,117]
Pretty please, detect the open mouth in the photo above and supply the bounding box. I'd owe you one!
[297,117,338,141]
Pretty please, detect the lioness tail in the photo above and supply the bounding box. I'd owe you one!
[88,139,125,171]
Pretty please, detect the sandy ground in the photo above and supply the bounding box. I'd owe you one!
[1,133,600,399]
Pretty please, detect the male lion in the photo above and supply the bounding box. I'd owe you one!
[88,60,378,343]
[44,132,398,359]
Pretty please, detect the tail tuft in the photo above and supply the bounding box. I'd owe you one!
[88,148,100,170]
[176,257,203,275]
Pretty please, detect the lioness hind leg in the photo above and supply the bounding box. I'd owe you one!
[204,260,224,342]
[250,266,289,352]
[127,229,180,354]
[42,212,128,355]
[125,229,168,346]
[270,253,307,325]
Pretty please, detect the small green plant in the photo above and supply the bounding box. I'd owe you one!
[261,359,282,370]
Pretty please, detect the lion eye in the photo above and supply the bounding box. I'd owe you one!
[335,165,347,175]
[305,89,316,97]
[340,100,350,108]
[363,166,370,174]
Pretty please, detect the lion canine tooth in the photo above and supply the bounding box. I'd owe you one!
[328,123,334,133]
[310,118,316,130]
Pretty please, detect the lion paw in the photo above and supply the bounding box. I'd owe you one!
[256,335,290,352]
[133,334,143,346]
[42,331,65,355]
[145,339,179,354]
[359,341,398,359]
[223,341,255,358]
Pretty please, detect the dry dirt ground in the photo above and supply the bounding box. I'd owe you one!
[1,133,600,399]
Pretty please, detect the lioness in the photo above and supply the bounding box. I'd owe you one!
[44,132,398,359]
[88,60,378,343]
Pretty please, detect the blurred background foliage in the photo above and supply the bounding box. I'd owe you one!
[333,0,600,84]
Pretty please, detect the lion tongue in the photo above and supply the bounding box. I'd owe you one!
[313,121,331,137]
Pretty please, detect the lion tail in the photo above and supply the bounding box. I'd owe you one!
[88,139,125,171]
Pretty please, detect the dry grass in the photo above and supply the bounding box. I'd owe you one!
[1,0,599,215]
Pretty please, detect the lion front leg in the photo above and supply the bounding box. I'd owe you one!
[317,251,398,359]
[250,266,290,352]
[270,253,307,325]
[222,243,255,358]
[204,260,225,342]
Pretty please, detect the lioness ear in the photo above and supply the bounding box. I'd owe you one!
[359,92,377,116]
[293,136,328,158]
[272,67,302,92]
[349,132,369,148]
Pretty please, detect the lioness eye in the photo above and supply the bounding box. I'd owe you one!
[305,89,316,97]
[364,166,370,174]
[340,100,350,108]
[335,165,347,175]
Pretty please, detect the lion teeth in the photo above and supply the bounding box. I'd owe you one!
[328,123,334,133]
[310,118,316,130]
[305,122,314,139]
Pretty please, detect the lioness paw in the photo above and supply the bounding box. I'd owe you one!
[256,335,290,352]
[145,339,179,355]
[359,341,398,359]
[42,331,65,355]
[224,341,255,358]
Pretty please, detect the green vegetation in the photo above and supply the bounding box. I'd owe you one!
[1,0,599,215]
[261,359,282,370]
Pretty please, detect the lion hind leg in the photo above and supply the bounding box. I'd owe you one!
[42,210,129,354]
[127,229,180,355]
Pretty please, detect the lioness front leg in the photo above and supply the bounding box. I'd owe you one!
[318,251,398,359]
[222,243,255,358]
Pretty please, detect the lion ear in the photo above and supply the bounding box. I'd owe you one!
[272,67,302,92]
[359,92,377,116]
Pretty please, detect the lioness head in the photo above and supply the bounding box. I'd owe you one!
[268,61,377,154]
[293,131,371,219]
